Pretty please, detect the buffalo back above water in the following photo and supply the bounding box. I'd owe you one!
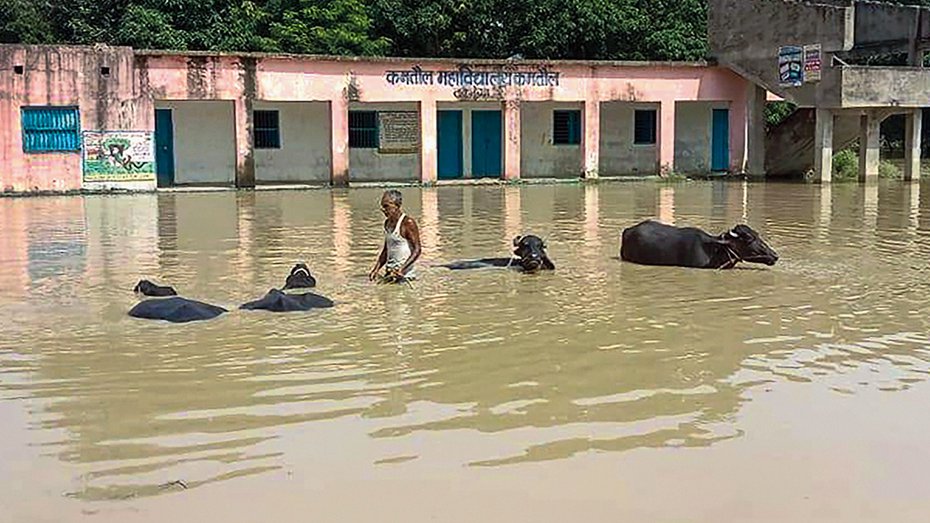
[129,297,227,323]
[240,289,334,312]
[620,220,778,269]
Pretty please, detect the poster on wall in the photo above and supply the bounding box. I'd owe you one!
[378,111,420,154]
[82,131,156,182]
[803,44,822,83]
[778,45,804,87]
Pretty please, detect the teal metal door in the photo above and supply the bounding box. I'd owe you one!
[711,108,730,172]
[155,109,175,187]
[437,110,463,179]
[471,110,502,178]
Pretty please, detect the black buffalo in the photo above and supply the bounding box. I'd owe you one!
[240,289,334,312]
[283,263,317,289]
[620,220,778,269]
[134,279,178,297]
[129,296,228,323]
[239,264,333,313]
[440,235,555,273]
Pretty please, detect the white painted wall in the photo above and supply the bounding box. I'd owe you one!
[155,101,236,185]
[675,101,730,174]
[520,102,583,178]
[348,102,419,182]
[254,101,331,183]
[599,102,659,176]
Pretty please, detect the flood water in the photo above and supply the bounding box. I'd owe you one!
[2,181,930,522]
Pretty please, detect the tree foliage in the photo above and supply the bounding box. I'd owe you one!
[1,0,709,61]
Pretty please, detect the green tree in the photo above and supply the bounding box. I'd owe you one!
[267,0,390,55]
[1,0,56,44]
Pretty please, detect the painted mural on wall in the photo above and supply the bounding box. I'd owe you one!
[803,44,822,83]
[82,131,155,182]
[778,46,803,87]
[378,111,420,154]
[384,64,560,101]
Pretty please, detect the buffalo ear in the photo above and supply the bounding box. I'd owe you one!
[543,257,555,270]
[512,235,522,247]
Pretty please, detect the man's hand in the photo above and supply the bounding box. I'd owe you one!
[384,267,403,283]
[369,266,381,282]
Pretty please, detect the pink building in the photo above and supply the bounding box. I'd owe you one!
[0,45,761,194]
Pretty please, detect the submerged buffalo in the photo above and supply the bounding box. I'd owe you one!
[440,235,555,273]
[620,220,778,269]
[129,280,227,323]
[129,296,228,323]
[239,264,334,312]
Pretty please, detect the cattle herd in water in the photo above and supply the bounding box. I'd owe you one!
[130,220,779,323]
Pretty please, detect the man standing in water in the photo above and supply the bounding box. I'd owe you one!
[369,189,421,283]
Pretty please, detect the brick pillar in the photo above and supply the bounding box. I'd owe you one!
[420,98,437,184]
[581,100,600,179]
[235,57,257,188]
[659,100,676,175]
[331,97,349,186]
[503,100,521,181]
[234,98,256,188]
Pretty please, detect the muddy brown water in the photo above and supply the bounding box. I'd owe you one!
[2,181,930,522]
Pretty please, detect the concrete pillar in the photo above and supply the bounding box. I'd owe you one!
[581,100,600,179]
[659,100,676,175]
[420,99,437,184]
[503,100,521,181]
[330,97,349,186]
[234,98,256,188]
[905,109,923,182]
[858,111,881,182]
[813,108,834,183]
[746,85,767,176]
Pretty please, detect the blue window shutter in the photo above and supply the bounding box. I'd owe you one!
[21,106,81,153]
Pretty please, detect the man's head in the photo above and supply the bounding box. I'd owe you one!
[380,190,403,219]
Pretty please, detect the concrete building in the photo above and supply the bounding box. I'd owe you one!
[710,0,927,182]
[0,44,757,194]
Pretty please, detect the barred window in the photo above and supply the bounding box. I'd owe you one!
[634,109,657,145]
[553,110,581,145]
[254,110,281,149]
[349,111,378,148]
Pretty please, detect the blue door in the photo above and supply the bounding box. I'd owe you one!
[437,110,463,179]
[711,108,730,172]
[155,109,175,187]
[471,110,502,178]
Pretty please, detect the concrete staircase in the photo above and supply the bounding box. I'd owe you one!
[765,109,860,177]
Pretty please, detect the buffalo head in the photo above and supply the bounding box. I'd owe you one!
[721,225,778,266]
[512,235,555,273]
[283,263,317,290]
[133,279,177,297]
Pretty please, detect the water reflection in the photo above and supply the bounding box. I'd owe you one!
[1,181,930,502]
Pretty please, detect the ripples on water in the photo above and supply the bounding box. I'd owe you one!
[1,181,930,505]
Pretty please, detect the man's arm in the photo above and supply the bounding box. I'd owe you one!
[397,217,422,276]
[370,240,388,280]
